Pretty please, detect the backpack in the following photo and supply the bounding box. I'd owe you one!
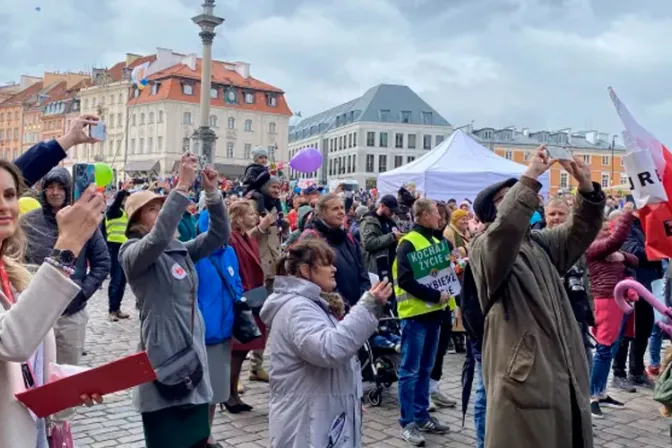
[462,232,551,346]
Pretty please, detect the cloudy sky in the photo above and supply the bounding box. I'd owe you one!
[1,0,671,142]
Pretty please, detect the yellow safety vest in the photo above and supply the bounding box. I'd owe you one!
[392,231,455,319]
[106,212,128,244]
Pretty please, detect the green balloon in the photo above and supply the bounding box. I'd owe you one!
[94,162,113,187]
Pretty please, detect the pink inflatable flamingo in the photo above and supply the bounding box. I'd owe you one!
[614,279,672,336]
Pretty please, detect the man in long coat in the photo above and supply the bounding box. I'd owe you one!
[469,146,604,448]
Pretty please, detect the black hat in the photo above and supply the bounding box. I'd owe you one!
[473,178,518,224]
[379,194,401,213]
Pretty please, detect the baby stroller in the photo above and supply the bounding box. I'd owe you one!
[359,308,401,406]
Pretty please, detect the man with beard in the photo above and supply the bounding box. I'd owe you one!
[360,195,403,279]
[22,167,110,366]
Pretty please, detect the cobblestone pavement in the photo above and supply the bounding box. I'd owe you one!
[72,284,672,447]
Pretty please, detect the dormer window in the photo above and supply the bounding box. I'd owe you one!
[151,83,161,96]
[224,87,238,104]
[243,91,255,104]
[266,93,277,107]
[210,88,218,99]
[482,130,493,140]
[182,83,194,95]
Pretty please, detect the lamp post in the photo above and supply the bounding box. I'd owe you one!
[192,0,224,164]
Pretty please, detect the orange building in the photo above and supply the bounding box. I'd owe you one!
[471,127,627,196]
[0,82,44,161]
[41,79,92,143]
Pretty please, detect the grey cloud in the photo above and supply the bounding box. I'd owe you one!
[1,0,672,143]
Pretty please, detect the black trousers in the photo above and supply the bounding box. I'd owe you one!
[613,299,654,377]
[430,309,453,381]
[107,242,127,313]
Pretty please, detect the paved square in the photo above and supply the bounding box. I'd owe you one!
[71,285,672,447]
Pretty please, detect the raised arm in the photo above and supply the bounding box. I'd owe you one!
[120,190,190,277]
[185,189,230,262]
[289,292,383,368]
[586,212,634,260]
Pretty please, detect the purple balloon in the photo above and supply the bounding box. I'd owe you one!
[289,147,323,173]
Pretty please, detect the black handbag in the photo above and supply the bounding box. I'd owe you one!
[148,289,204,401]
[209,256,262,344]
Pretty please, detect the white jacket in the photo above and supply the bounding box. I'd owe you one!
[260,276,383,448]
[0,264,80,448]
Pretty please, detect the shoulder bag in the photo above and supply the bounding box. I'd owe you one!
[146,264,203,401]
[209,256,262,344]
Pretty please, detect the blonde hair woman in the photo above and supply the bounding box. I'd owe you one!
[0,160,106,448]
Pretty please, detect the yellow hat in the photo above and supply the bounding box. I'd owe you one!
[451,209,469,225]
[18,197,41,216]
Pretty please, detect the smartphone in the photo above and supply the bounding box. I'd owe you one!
[546,145,573,161]
[72,163,96,202]
[89,121,107,141]
[375,255,390,281]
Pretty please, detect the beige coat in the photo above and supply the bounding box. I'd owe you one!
[0,263,80,448]
[250,200,282,282]
[470,179,603,448]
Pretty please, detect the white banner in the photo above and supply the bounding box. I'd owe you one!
[623,150,668,208]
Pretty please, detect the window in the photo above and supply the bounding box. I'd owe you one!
[602,156,610,166]
[422,112,433,125]
[601,173,610,188]
[107,139,114,156]
[353,132,357,146]
[109,95,114,105]
[210,88,218,99]
[395,133,404,149]
[348,133,353,148]
[244,143,252,159]
[243,91,255,104]
[225,88,238,104]
[99,96,105,105]
[151,83,160,95]
[117,139,122,155]
[269,122,276,134]
[148,112,154,124]
[423,134,432,150]
[366,132,375,147]
[228,117,235,129]
[117,113,122,127]
[620,173,629,186]
[408,134,416,149]
[182,83,194,95]
[244,119,252,131]
[131,114,136,126]
[227,142,234,158]
[183,112,192,125]
[148,137,153,153]
[435,135,445,146]
[366,154,375,172]
[157,137,163,152]
[504,151,513,160]
[560,172,568,189]
[139,113,145,125]
[524,151,531,161]
[182,137,190,152]
[266,93,277,107]
[582,155,591,164]
[329,159,334,176]
[407,156,415,163]
[118,93,123,103]
[347,155,352,173]
[109,114,114,128]
[401,110,412,124]
[379,132,388,148]
[379,109,390,122]
[210,115,218,128]
[139,138,144,153]
[379,155,387,173]
[158,110,164,123]
[352,154,356,171]
[394,155,403,168]
[339,136,343,150]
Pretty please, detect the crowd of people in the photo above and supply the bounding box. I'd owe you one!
[1,115,671,448]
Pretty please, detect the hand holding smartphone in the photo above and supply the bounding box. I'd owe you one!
[72,164,96,202]
[88,121,107,141]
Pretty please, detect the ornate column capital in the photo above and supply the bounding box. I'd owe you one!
[199,30,216,45]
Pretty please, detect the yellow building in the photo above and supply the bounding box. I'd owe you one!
[471,126,627,196]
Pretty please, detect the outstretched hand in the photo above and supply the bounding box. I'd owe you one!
[523,145,556,179]
[369,280,393,305]
[560,156,593,192]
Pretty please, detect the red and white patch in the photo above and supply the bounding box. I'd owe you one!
[171,263,187,280]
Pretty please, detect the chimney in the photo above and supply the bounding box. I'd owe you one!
[126,53,142,66]
[585,131,598,144]
[234,61,250,79]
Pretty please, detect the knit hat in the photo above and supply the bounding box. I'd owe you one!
[251,146,268,162]
[355,205,369,221]
[260,175,282,195]
[473,178,518,224]
[451,209,469,225]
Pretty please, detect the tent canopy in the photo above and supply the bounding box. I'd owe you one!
[377,129,549,201]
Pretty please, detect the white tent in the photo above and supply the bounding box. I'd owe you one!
[377,130,549,201]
